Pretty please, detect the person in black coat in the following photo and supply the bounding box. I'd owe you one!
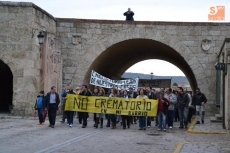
[121,90,131,129]
[128,87,138,124]
[146,87,156,128]
[79,85,92,128]
[177,87,189,129]
[124,8,134,21]
[192,88,207,124]
[45,86,60,128]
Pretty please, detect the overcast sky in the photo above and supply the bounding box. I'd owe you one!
[7,0,229,76]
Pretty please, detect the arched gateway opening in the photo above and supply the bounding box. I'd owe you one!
[85,39,197,91]
[0,60,13,112]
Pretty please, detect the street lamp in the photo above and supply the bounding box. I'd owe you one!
[37,32,45,45]
[37,32,45,58]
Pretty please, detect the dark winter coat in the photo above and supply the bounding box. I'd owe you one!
[177,93,189,108]
[79,90,92,96]
[124,11,134,21]
[192,92,207,106]
[44,92,60,110]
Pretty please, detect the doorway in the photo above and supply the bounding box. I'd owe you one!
[0,60,13,112]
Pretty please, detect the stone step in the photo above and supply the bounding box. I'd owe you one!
[210,116,222,123]
[215,114,223,120]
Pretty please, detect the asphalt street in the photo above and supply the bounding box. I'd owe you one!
[0,115,229,153]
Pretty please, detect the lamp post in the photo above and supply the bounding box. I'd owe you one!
[37,32,45,45]
[37,31,45,58]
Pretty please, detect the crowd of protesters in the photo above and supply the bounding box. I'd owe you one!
[34,85,207,131]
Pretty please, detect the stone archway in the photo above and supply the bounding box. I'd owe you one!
[0,60,13,112]
[80,27,207,92]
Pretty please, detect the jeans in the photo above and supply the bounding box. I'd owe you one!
[158,111,166,130]
[196,105,205,122]
[178,107,188,127]
[139,116,146,128]
[37,108,44,123]
[67,111,74,125]
[167,110,175,127]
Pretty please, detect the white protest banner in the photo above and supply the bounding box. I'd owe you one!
[90,70,139,91]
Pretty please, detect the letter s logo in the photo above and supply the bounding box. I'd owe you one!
[210,6,217,14]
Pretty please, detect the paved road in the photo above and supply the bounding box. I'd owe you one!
[0,115,229,153]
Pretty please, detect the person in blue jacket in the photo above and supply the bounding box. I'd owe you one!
[35,91,45,125]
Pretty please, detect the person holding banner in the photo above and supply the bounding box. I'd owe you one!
[129,87,138,124]
[146,87,156,128]
[79,85,92,128]
[60,85,70,123]
[66,86,76,127]
[93,88,99,127]
[109,88,119,129]
[136,88,148,130]
[94,87,106,128]
[121,90,131,129]
[75,86,81,121]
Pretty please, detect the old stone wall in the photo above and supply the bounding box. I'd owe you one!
[56,19,230,110]
[1,1,230,117]
[0,2,56,115]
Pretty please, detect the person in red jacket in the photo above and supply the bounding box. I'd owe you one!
[157,93,169,132]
